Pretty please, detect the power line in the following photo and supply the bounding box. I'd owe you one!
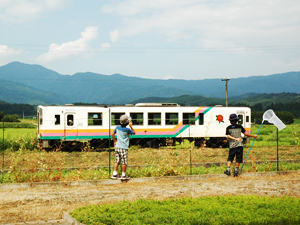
[1,44,300,53]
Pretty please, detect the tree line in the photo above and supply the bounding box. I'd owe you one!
[0,100,36,122]
[0,99,298,123]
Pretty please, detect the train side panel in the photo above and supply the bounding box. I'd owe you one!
[37,105,251,149]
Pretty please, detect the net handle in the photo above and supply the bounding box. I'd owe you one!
[240,122,263,173]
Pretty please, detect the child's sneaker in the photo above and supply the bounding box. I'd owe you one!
[234,170,239,177]
[224,170,231,176]
[111,174,120,180]
[119,175,130,180]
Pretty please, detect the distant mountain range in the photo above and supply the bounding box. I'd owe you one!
[0,61,300,105]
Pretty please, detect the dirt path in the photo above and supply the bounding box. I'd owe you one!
[1,172,300,224]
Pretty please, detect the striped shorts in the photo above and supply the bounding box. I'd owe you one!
[115,148,128,165]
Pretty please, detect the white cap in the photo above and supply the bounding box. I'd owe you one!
[120,115,131,125]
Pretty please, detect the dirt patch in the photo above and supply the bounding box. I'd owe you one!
[0,172,300,224]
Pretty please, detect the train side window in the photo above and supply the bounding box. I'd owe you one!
[88,113,102,126]
[198,113,204,125]
[67,114,74,126]
[130,113,143,125]
[148,113,161,125]
[55,115,60,125]
[111,113,125,125]
[183,113,195,125]
[246,115,250,123]
[166,113,178,125]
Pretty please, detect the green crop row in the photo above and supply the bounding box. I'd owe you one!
[0,123,36,128]
[71,195,300,225]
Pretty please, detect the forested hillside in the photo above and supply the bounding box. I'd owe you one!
[0,62,300,105]
[132,93,300,118]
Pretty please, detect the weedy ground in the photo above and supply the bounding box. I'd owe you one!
[0,120,299,183]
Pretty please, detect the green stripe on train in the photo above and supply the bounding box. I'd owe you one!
[196,107,212,121]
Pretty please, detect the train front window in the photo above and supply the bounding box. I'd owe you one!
[183,113,195,125]
[130,113,143,125]
[148,113,161,125]
[111,113,125,125]
[166,113,178,125]
[88,113,102,126]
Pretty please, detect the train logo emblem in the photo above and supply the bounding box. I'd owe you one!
[216,114,224,123]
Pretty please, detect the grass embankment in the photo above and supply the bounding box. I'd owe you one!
[71,196,300,225]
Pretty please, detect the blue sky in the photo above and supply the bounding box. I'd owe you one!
[1,0,300,80]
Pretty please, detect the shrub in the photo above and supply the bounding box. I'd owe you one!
[3,114,20,122]
[71,196,300,225]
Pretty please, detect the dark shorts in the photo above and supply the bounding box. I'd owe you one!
[115,148,128,165]
[227,146,243,163]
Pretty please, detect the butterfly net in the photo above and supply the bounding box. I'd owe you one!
[263,109,286,131]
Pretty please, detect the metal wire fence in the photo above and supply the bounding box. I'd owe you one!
[1,120,300,182]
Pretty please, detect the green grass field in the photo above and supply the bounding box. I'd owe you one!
[2,128,36,140]
[249,119,300,146]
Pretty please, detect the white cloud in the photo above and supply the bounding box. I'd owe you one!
[0,44,22,65]
[0,0,68,23]
[101,0,300,49]
[37,26,100,62]
[162,74,174,80]
[110,30,119,43]
[102,43,111,49]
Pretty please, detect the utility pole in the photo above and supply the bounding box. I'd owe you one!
[222,78,230,107]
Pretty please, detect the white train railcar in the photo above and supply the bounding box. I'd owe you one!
[37,103,251,149]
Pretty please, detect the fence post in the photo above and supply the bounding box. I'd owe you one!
[190,148,192,175]
[109,108,111,177]
[2,119,4,180]
[277,127,279,171]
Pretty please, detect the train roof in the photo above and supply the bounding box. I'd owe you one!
[37,103,250,108]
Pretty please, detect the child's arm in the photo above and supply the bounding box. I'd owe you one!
[244,133,258,139]
[129,122,136,135]
[112,133,117,147]
[227,134,242,142]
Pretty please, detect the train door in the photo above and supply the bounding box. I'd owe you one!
[183,112,196,137]
[238,113,245,127]
[37,107,42,139]
[37,110,40,138]
[241,111,251,133]
[64,113,77,140]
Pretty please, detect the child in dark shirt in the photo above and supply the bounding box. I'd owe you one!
[225,113,257,177]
